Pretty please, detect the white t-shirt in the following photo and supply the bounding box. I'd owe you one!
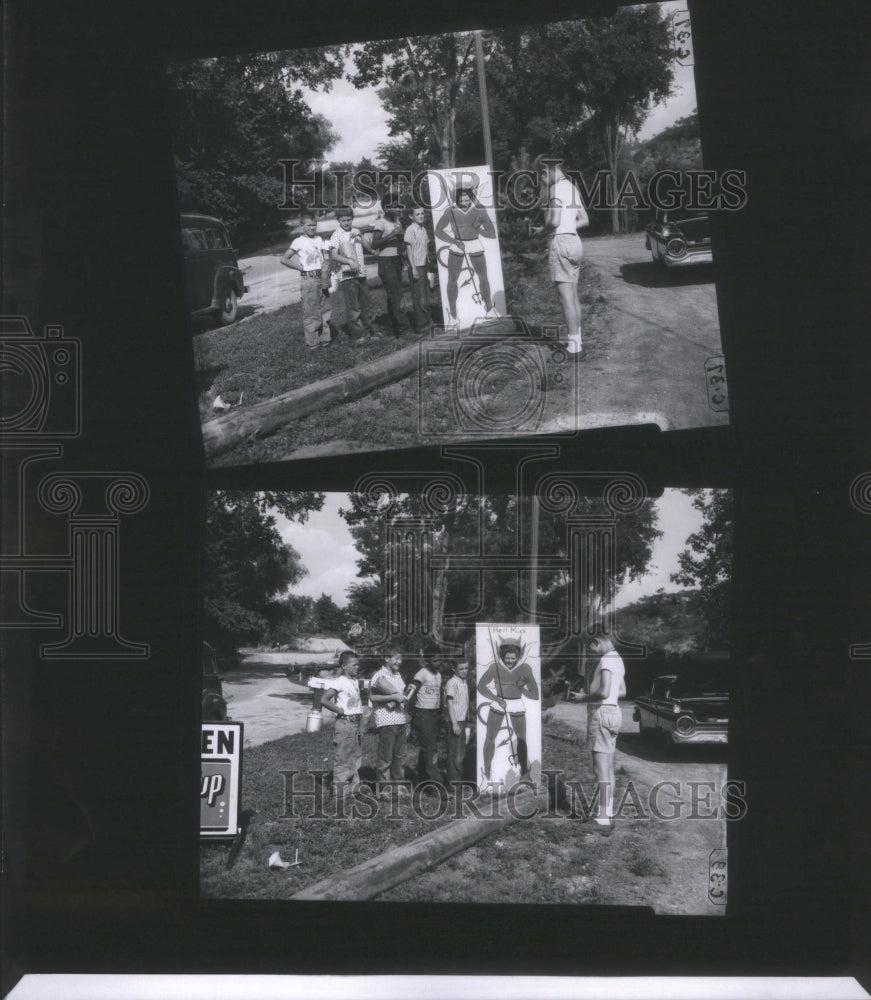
[412,667,442,710]
[326,674,362,715]
[289,234,326,273]
[593,649,625,705]
[550,176,585,235]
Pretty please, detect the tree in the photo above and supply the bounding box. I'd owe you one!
[340,493,660,678]
[314,593,347,634]
[168,51,344,240]
[576,8,675,233]
[349,33,480,168]
[204,491,325,653]
[670,489,733,648]
[472,12,674,231]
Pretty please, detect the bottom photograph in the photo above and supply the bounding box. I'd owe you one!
[200,487,734,911]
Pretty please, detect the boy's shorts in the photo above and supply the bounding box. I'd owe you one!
[587,703,622,753]
[549,233,583,283]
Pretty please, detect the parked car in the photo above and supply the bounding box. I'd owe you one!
[645,208,713,269]
[202,641,228,722]
[633,658,729,744]
[181,213,248,326]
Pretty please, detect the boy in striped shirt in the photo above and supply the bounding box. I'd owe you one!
[444,659,471,788]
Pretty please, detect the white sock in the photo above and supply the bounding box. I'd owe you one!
[566,332,583,354]
[594,816,611,825]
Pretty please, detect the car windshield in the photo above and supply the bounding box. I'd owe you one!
[672,672,728,697]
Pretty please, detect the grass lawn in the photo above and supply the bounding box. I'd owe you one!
[200,713,677,907]
[195,252,604,465]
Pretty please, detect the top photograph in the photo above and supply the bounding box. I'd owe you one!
[170,3,735,467]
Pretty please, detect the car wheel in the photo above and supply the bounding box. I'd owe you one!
[219,288,238,325]
[638,721,656,741]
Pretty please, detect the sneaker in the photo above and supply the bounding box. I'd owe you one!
[565,335,584,355]
[585,819,614,836]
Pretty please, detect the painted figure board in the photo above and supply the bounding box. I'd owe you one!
[475,623,541,792]
[428,166,506,329]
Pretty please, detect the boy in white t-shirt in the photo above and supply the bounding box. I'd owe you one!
[280,214,331,351]
[321,651,364,795]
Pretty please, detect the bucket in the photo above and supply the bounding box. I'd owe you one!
[305,710,323,733]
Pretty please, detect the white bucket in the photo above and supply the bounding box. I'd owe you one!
[305,710,323,733]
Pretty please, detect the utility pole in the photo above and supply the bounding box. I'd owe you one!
[474,31,493,171]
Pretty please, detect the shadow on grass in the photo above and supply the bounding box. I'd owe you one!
[619,260,716,289]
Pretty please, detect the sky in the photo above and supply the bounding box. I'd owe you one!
[302,3,697,164]
[276,489,706,610]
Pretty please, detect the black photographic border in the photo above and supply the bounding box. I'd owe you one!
[3,0,870,992]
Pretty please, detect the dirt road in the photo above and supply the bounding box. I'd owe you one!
[577,233,727,431]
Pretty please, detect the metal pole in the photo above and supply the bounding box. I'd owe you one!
[529,494,539,618]
[474,31,493,171]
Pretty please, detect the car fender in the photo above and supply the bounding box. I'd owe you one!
[211,265,244,306]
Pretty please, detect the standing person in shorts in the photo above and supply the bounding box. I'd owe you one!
[530,157,589,359]
[327,207,379,344]
[576,633,626,834]
[280,214,331,352]
[319,651,363,796]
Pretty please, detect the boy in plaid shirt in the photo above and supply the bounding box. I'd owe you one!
[369,646,413,798]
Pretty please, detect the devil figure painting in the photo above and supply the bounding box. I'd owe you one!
[428,166,507,329]
[475,623,542,793]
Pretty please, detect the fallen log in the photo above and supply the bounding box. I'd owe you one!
[291,784,550,901]
[201,340,422,459]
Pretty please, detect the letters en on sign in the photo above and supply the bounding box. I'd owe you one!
[200,721,243,838]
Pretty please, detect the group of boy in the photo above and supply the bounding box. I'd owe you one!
[320,647,472,800]
[280,204,435,355]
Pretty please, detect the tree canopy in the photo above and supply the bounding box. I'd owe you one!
[341,492,660,672]
[203,491,325,653]
[670,489,733,648]
[168,52,343,240]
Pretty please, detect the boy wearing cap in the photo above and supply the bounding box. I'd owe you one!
[280,214,332,351]
[327,207,378,343]
[369,646,413,797]
[320,651,364,795]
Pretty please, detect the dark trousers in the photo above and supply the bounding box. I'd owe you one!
[378,256,409,336]
[446,250,492,314]
[340,276,374,340]
[414,708,442,783]
[409,267,431,332]
[446,722,468,785]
